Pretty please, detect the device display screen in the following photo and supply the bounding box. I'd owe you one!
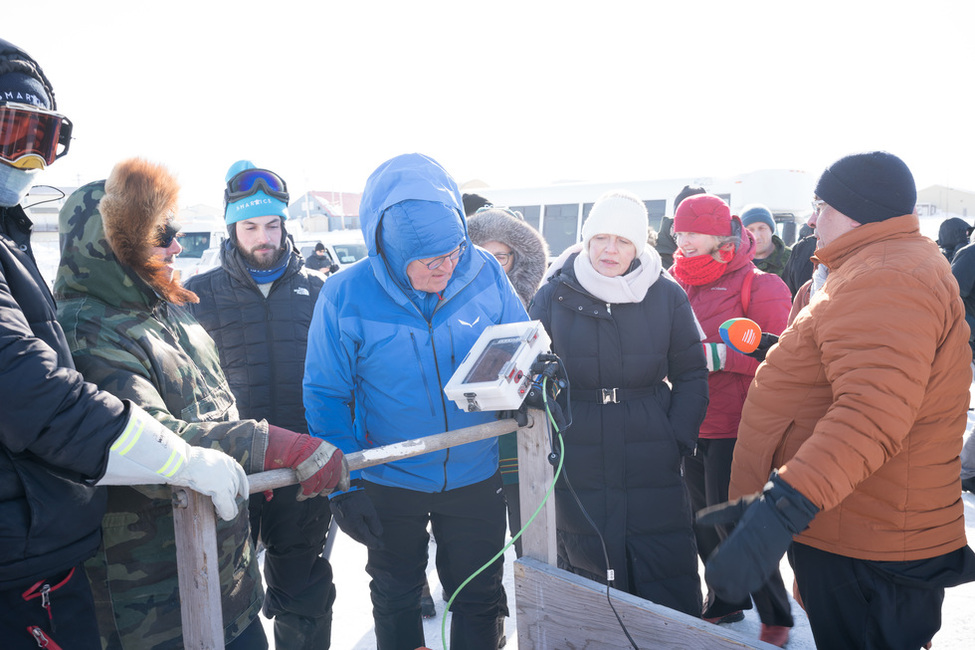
[463,337,521,384]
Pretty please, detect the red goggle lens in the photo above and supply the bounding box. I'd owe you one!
[0,102,72,168]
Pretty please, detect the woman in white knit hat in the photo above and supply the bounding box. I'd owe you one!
[529,190,709,616]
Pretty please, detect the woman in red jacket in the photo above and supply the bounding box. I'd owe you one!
[671,194,793,647]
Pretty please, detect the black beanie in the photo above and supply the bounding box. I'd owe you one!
[0,38,56,109]
[814,151,916,224]
[674,185,706,212]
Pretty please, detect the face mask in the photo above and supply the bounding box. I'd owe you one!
[0,163,40,207]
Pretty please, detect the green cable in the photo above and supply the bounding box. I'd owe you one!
[439,379,565,650]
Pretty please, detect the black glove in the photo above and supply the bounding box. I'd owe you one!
[523,381,569,432]
[696,470,819,602]
[329,485,384,550]
[497,406,529,427]
[742,332,779,362]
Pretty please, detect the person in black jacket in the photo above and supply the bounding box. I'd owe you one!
[185,161,335,649]
[938,217,973,262]
[306,242,339,274]
[530,190,709,616]
[782,228,817,298]
[0,39,248,650]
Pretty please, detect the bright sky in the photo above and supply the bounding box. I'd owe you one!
[8,1,975,208]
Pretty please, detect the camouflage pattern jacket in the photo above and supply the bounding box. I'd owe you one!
[752,234,792,278]
[53,181,265,649]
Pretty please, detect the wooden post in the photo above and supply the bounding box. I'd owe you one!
[517,409,557,564]
[175,416,524,649]
[172,487,224,650]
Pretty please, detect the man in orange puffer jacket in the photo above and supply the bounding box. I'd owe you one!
[701,151,975,650]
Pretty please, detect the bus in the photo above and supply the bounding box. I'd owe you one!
[469,168,816,257]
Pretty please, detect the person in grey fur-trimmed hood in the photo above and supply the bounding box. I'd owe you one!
[468,206,549,558]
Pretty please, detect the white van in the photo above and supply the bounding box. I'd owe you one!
[296,230,368,274]
[173,216,225,281]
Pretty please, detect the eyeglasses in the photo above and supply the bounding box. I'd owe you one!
[155,222,181,248]
[423,241,467,270]
[0,101,73,169]
[493,252,513,264]
[811,199,827,217]
[225,168,289,204]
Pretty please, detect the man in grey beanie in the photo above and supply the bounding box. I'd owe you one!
[702,151,975,649]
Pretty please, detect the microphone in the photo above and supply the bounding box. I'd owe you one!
[719,317,763,355]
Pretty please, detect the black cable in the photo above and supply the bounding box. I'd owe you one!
[22,184,65,211]
[543,371,640,650]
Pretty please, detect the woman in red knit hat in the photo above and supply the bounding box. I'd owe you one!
[671,193,794,647]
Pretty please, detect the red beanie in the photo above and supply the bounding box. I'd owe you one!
[673,194,732,236]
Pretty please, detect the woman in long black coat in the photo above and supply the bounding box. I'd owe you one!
[529,190,709,617]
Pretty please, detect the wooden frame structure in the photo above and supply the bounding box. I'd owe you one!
[173,411,774,648]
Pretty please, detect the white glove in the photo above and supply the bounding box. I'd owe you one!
[97,406,249,521]
[704,342,727,372]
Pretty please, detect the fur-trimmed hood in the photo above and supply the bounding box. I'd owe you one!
[468,208,549,307]
[54,158,197,307]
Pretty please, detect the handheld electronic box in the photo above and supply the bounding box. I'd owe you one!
[444,320,552,412]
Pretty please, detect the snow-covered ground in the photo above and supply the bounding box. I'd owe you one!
[24,241,975,649]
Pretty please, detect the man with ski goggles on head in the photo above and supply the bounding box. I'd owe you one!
[185,161,341,649]
[0,39,251,650]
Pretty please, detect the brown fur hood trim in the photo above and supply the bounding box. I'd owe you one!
[99,158,198,305]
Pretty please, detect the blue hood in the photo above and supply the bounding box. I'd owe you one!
[360,154,472,303]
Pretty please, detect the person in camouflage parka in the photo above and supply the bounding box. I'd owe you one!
[53,160,267,649]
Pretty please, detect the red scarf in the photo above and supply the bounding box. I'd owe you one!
[672,248,730,286]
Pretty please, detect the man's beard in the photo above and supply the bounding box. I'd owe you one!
[242,244,286,270]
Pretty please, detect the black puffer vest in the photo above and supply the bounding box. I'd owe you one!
[184,240,324,433]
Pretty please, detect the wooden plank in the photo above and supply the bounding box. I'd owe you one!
[249,416,523,493]
[172,487,224,649]
[514,557,777,649]
[517,409,557,564]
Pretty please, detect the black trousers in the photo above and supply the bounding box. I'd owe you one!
[790,542,974,650]
[502,481,523,557]
[249,483,335,649]
[1,565,101,650]
[684,437,793,627]
[365,473,508,650]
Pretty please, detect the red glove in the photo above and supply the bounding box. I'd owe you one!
[265,425,351,500]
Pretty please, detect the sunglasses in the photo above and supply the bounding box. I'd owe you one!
[0,101,73,169]
[225,168,289,204]
[155,222,181,248]
[424,241,467,270]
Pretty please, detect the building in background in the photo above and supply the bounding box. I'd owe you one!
[291,190,362,232]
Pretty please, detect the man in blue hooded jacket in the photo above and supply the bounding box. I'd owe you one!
[303,153,528,649]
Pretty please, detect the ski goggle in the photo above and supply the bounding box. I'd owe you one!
[0,102,73,169]
[225,168,289,204]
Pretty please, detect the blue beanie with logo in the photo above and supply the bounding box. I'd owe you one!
[224,159,289,225]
